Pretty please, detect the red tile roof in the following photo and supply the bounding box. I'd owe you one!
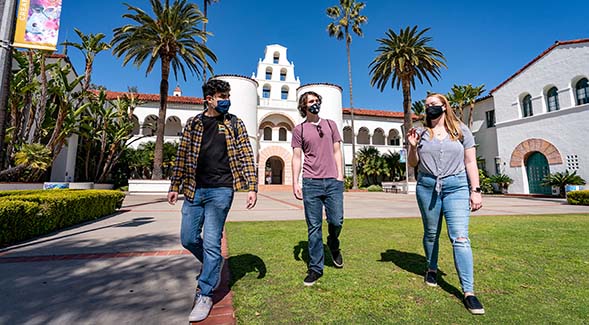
[343,108,417,119]
[98,90,204,105]
[490,38,589,94]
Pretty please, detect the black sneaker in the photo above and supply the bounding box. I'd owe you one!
[303,270,322,286]
[424,270,437,287]
[331,250,344,268]
[463,295,485,315]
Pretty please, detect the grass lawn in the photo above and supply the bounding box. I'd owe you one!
[226,214,589,324]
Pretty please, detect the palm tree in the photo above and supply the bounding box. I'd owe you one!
[447,84,467,121]
[369,26,446,182]
[61,28,111,93]
[411,99,426,125]
[326,0,367,189]
[111,0,217,179]
[202,0,219,82]
[542,170,586,198]
[464,83,486,129]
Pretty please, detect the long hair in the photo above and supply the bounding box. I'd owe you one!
[297,91,322,118]
[425,93,463,141]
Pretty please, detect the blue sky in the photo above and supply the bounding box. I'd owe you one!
[55,0,588,112]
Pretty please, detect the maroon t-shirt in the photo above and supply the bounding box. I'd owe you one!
[291,119,342,179]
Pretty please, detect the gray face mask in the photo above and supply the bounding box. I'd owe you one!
[308,103,320,115]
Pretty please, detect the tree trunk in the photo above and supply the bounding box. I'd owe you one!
[468,103,474,129]
[32,52,48,142]
[346,36,358,189]
[152,57,170,180]
[0,163,27,181]
[402,77,415,182]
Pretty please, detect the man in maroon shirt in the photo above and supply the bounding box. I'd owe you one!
[291,91,345,286]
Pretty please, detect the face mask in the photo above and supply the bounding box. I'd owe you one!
[426,105,444,120]
[308,103,321,115]
[215,99,231,114]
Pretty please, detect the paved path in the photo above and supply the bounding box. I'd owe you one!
[0,192,587,324]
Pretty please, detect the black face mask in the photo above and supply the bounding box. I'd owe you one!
[308,103,321,115]
[426,105,444,120]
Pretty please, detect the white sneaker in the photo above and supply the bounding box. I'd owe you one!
[189,295,213,322]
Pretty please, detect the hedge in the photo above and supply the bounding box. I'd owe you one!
[0,190,125,247]
[567,190,589,205]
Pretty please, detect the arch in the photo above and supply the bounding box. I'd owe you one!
[388,129,401,146]
[265,156,284,184]
[545,86,559,112]
[258,121,275,130]
[276,122,293,131]
[278,127,287,141]
[143,115,158,136]
[343,126,353,144]
[263,84,271,98]
[131,115,140,135]
[525,152,552,195]
[372,128,385,145]
[265,67,273,80]
[258,111,297,129]
[281,85,289,100]
[510,138,563,167]
[263,127,272,141]
[165,116,182,136]
[575,77,589,105]
[521,94,533,117]
[357,127,370,144]
[273,51,280,64]
[258,146,293,185]
[280,68,287,81]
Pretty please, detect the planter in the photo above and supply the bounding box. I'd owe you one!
[94,183,115,190]
[0,183,43,191]
[128,179,171,194]
[43,182,69,190]
[69,182,94,190]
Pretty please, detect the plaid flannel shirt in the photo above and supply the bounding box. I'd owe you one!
[169,113,258,201]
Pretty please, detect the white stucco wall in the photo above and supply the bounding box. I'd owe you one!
[469,97,499,175]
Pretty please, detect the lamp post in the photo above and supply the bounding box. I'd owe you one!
[0,0,18,168]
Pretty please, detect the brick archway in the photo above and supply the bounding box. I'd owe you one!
[509,138,563,167]
[258,146,293,185]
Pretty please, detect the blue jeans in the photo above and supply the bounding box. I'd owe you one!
[416,172,475,293]
[180,187,234,297]
[302,178,344,274]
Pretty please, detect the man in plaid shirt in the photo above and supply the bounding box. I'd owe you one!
[167,79,257,322]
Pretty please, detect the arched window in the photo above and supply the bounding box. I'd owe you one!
[521,94,533,117]
[279,128,287,141]
[273,52,280,64]
[280,68,287,81]
[388,129,400,146]
[357,127,370,144]
[263,127,272,141]
[265,67,272,80]
[143,115,158,136]
[343,127,353,144]
[165,116,182,136]
[372,128,385,145]
[576,78,589,105]
[546,87,559,112]
[131,115,140,135]
[281,86,289,100]
[263,84,271,99]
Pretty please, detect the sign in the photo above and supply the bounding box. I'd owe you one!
[13,0,63,51]
[399,149,406,163]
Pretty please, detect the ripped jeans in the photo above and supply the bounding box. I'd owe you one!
[416,171,475,293]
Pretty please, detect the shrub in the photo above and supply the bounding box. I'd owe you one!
[489,173,514,193]
[0,190,125,247]
[566,190,589,205]
[367,185,383,192]
[542,170,586,198]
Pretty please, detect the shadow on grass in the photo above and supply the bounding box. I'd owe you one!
[293,241,336,268]
[379,249,462,299]
[227,254,267,288]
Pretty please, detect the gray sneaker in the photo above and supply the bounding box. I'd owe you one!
[189,295,213,322]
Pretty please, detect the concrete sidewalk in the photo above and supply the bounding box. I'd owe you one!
[0,192,587,324]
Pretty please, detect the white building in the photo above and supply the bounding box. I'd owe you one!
[117,44,405,186]
[468,39,589,194]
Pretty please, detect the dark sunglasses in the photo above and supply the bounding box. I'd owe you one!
[316,125,324,138]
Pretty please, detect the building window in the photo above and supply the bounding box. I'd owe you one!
[273,52,280,64]
[477,158,486,172]
[281,86,289,100]
[280,69,287,81]
[388,129,400,146]
[372,128,385,145]
[546,87,559,112]
[263,127,272,141]
[345,165,353,177]
[343,127,353,144]
[521,94,533,117]
[576,78,589,105]
[357,127,370,144]
[265,67,272,80]
[566,155,580,171]
[485,110,496,128]
[279,128,287,141]
[263,85,271,99]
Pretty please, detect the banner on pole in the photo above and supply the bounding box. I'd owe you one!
[399,149,406,163]
[13,0,62,51]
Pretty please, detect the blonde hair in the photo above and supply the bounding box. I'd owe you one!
[425,93,463,141]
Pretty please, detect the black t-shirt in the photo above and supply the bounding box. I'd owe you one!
[195,115,233,188]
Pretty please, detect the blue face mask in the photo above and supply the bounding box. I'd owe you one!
[308,103,320,115]
[215,99,231,114]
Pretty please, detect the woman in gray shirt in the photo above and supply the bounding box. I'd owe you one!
[407,93,484,315]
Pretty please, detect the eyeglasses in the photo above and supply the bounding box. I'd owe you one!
[316,125,324,138]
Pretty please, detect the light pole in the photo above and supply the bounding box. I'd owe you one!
[0,0,18,168]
